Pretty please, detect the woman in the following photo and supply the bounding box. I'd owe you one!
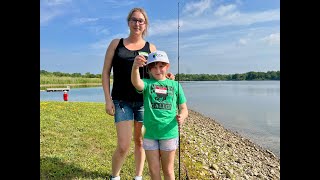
[101,7,174,180]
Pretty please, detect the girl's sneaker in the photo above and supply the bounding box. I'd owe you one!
[109,175,120,180]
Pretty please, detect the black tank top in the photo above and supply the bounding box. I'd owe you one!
[111,38,151,102]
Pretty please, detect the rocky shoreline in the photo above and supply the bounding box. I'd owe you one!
[179,109,280,179]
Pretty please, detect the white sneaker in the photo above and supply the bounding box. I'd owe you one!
[109,176,120,180]
[134,176,142,180]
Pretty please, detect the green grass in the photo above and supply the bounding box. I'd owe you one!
[40,101,182,180]
[40,76,102,85]
[40,75,114,90]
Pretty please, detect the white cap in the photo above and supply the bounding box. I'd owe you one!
[147,50,170,65]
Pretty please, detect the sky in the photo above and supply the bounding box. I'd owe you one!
[40,0,280,75]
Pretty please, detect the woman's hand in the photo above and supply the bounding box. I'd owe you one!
[166,72,175,80]
[105,101,115,116]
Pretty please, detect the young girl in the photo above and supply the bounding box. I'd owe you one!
[131,50,188,180]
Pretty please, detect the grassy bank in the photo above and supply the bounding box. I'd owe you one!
[41,76,102,85]
[40,76,113,90]
[40,101,182,179]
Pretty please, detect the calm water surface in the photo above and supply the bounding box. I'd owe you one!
[181,81,280,157]
[40,81,280,157]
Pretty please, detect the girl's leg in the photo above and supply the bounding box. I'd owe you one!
[133,121,145,176]
[160,150,176,180]
[145,150,162,180]
[112,121,133,177]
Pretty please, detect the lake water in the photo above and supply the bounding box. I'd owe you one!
[40,81,280,157]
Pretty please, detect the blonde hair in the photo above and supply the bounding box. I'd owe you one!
[127,7,149,37]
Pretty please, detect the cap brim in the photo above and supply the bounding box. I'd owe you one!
[147,60,169,65]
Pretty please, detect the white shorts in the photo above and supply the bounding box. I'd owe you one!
[143,138,179,151]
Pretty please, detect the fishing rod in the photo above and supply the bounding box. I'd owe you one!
[177,1,181,179]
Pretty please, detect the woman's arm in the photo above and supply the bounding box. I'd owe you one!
[101,39,119,116]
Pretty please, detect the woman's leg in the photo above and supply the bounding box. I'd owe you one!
[133,121,145,176]
[145,150,162,180]
[160,150,176,180]
[112,120,133,177]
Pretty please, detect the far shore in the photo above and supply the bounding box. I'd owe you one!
[40,83,102,87]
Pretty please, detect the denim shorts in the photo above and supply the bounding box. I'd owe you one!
[143,138,179,151]
[113,100,144,123]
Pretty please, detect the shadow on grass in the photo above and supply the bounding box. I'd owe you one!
[40,157,110,180]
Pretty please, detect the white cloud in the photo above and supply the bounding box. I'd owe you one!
[148,5,279,37]
[40,0,72,25]
[214,4,237,16]
[89,40,109,50]
[102,0,136,8]
[261,33,280,45]
[189,8,279,30]
[90,33,128,51]
[72,17,99,25]
[40,10,62,24]
[238,38,248,45]
[45,0,72,6]
[149,19,179,36]
[183,0,211,17]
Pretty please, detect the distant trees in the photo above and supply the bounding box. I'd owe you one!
[175,71,280,81]
[40,69,279,81]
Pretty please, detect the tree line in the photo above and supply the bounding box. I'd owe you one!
[40,70,279,81]
[176,71,280,81]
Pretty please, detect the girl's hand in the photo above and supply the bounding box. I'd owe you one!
[133,55,147,69]
[176,114,184,127]
[166,72,175,80]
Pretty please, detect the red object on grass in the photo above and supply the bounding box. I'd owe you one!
[63,91,68,101]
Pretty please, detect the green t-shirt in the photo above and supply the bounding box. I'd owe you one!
[140,78,187,140]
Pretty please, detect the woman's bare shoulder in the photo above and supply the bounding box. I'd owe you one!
[149,42,157,52]
[106,38,121,51]
[110,38,121,46]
